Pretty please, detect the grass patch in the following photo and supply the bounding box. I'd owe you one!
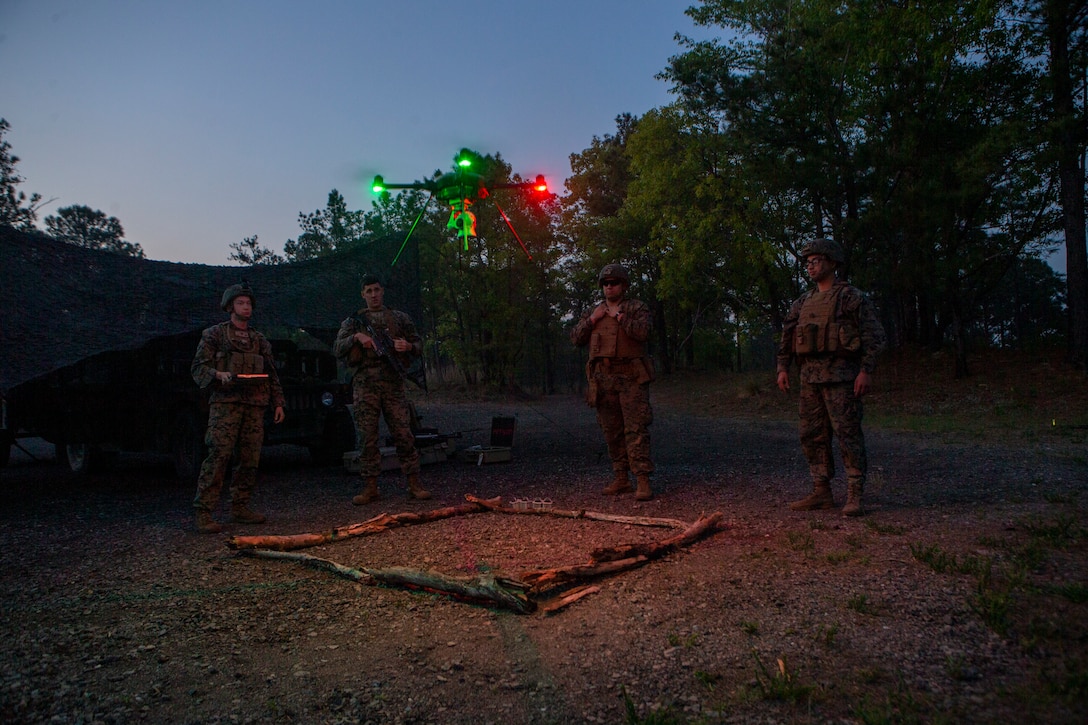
[667,631,699,648]
[910,543,988,576]
[750,652,817,704]
[1020,512,1086,548]
[847,593,875,615]
[851,672,943,724]
[865,519,907,536]
[694,669,718,692]
[786,530,815,553]
[621,687,684,725]
[815,624,838,647]
[739,620,760,636]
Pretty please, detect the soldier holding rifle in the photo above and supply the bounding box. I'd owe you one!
[334,274,429,504]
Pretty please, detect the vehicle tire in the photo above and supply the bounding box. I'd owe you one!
[172,410,207,481]
[64,442,106,474]
[0,432,11,468]
[309,410,357,465]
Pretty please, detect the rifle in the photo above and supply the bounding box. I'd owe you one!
[355,317,428,391]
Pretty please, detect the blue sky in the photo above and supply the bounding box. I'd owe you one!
[1,0,716,264]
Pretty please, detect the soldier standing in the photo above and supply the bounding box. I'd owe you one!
[776,239,886,517]
[191,282,285,534]
[334,274,429,504]
[571,263,656,501]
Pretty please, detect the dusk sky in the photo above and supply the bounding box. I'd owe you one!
[1,0,718,264]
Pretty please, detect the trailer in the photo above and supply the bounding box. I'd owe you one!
[0,227,423,480]
[4,329,356,479]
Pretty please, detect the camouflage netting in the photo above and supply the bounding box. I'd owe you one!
[0,227,421,392]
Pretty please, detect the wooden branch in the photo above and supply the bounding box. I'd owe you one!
[227,499,498,551]
[365,566,536,614]
[518,512,725,593]
[241,549,535,614]
[230,501,724,616]
[590,511,725,562]
[520,555,649,590]
[539,585,600,615]
[240,548,374,583]
[464,494,690,529]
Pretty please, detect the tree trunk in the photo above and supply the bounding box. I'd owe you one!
[1047,0,1088,369]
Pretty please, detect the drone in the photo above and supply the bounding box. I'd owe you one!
[371,148,548,265]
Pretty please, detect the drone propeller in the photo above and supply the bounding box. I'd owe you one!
[373,149,548,265]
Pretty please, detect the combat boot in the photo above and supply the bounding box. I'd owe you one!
[230,504,266,524]
[407,474,432,500]
[602,471,633,495]
[842,480,864,517]
[634,474,654,501]
[195,510,222,534]
[352,477,381,505]
[788,483,835,511]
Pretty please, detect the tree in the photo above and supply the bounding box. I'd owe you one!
[624,105,795,370]
[975,256,1066,348]
[1016,0,1088,367]
[228,234,284,265]
[562,115,674,368]
[284,189,366,261]
[44,204,144,257]
[0,118,47,230]
[664,0,1056,376]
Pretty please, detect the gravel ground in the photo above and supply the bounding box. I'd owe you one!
[1,392,1086,724]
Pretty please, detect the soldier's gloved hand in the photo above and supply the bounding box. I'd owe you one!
[215,371,234,385]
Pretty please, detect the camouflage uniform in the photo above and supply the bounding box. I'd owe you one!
[777,280,886,499]
[570,298,655,479]
[334,306,421,479]
[191,322,285,513]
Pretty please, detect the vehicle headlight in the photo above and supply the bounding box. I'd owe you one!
[321,392,335,407]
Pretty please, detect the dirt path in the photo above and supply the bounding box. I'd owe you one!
[2,394,1085,723]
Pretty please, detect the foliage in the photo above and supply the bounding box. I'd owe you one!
[974,256,1067,347]
[663,1,1060,377]
[214,0,1082,388]
[228,234,284,265]
[284,189,366,261]
[0,118,47,231]
[44,204,144,257]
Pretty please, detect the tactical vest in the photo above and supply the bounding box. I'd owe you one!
[214,326,265,375]
[589,313,646,360]
[793,285,861,356]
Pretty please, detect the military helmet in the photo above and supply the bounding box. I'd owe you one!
[221,282,256,312]
[800,238,845,265]
[597,263,630,285]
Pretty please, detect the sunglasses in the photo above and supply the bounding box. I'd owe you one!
[601,280,623,287]
[804,256,828,266]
